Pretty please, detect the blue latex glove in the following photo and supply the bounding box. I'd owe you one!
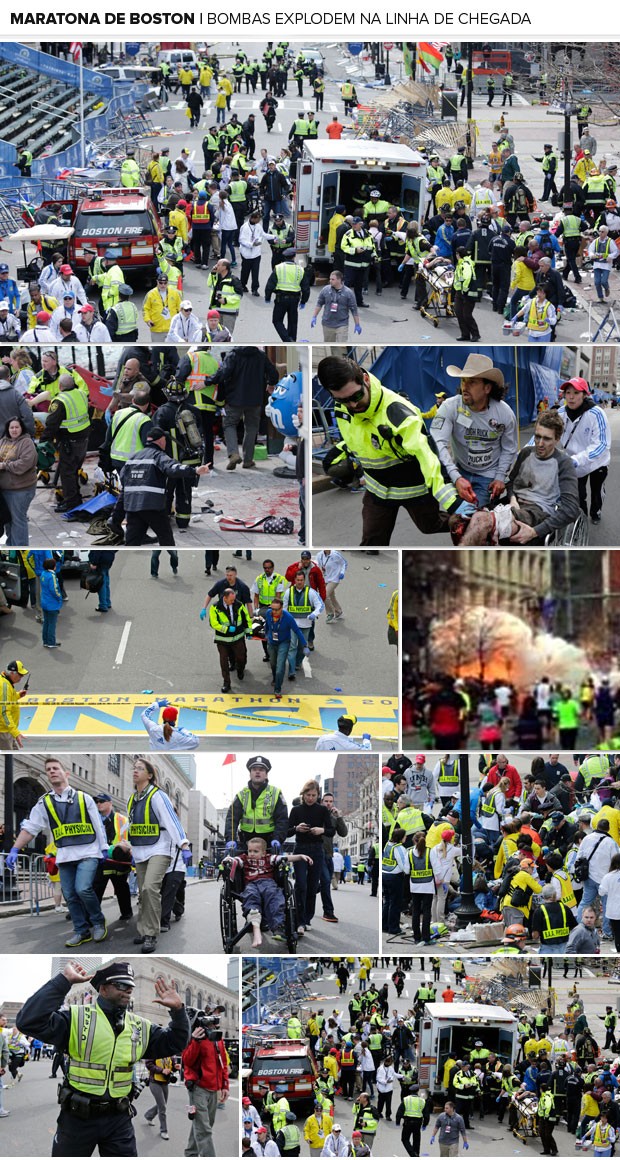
[398,262,405,272]
[303,647,311,656]
[455,500,477,518]
[310,317,317,328]
[5,847,19,871]
[199,608,207,621]
[270,840,281,853]
[225,841,237,852]
[354,324,362,335]
[228,624,237,633]
[362,732,371,740]
[156,697,169,707]
[299,302,306,310]
[338,573,345,581]
[463,1144,469,1151]
[182,848,192,866]
[430,1139,435,1146]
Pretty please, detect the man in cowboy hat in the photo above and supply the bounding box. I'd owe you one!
[430,354,518,510]
[16,958,190,1156]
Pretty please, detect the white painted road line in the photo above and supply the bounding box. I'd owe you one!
[115,621,132,665]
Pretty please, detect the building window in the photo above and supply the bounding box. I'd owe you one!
[185,986,193,1008]
[107,755,121,775]
[197,991,203,1010]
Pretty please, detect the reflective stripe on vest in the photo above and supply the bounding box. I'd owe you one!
[408,849,433,881]
[111,409,150,462]
[562,215,582,238]
[58,389,90,434]
[438,759,459,785]
[275,263,304,293]
[288,586,312,616]
[256,573,286,605]
[527,299,551,332]
[187,351,219,409]
[382,840,399,868]
[67,1005,150,1098]
[238,785,281,833]
[403,1095,425,1118]
[110,301,139,335]
[43,791,95,847]
[540,902,570,940]
[127,786,160,845]
[481,788,501,817]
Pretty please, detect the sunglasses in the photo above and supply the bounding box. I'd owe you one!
[113,982,135,993]
[182,307,193,312]
[330,385,366,405]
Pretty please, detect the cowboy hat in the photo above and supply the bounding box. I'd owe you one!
[446,353,505,388]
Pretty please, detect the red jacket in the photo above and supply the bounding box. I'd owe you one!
[182,1037,229,1092]
[284,561,326,601]
[485,763,522,798]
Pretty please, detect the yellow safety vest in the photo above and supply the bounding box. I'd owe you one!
[527,299,552,332]
[111,408,151,462]
[237,785,281,834]
[403,1095,425,1118]
[57,388,90,435]
[287,585,312,616]
[127,786,160,845]
[185,350,220,411]
[539,903,570,941]
[256,572,286,606]
[42,791,95,846]
[438,759,459,786]
[67,1005,150,1098]
[408,849,433,881]
[274,263,304,293]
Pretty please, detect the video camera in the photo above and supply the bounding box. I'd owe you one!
[187,1005,225,1041]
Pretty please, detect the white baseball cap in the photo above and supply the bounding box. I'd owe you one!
[180,300,193,310]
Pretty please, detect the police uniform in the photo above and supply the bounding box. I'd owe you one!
[209,595,253,689]
[224,766,288,848]
[109,406,153,473]
[264,257,311,342]
[45,385,91,511]
[154,391,205,530]
[16,962,190,1157]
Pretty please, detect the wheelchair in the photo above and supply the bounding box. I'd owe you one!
[544,507,590,546]
[219,854,299,954]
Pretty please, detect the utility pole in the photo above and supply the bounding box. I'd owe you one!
[465,43,474,166]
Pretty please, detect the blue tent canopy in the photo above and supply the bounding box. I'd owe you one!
[370,345,564,426]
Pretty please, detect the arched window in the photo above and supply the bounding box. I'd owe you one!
[197,991,204,1010]
[165,779,172,797]
[175,791,182,813]
[185,986,193,1008]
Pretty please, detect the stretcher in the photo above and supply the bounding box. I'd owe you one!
[417,257,455,327]
[509,1091,540,1140]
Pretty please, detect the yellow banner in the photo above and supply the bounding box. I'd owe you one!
[20,694,399,740]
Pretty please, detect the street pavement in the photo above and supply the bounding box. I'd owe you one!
[0,874,379,956]
[403,715,602,752]
[244,958,615,1158]
[313,404,620,548]
[5,42,614,348]
[0,1057,238,1157]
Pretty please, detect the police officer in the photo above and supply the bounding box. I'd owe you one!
[106,388,153,474]
[288,111,310,148]
[314,74,325,110]
[555,204,586,284]
[120,426,209,546]
[207,586,253,692]
[317,354,462,545]
[276,1111,302,1156]
[223,755,289,850]
[6,755,108,946]
[502,71,514,106]
[16,958,190,1156]
[16,144,33,177]
[264,248,311,341]
[45,373,91,512]
[453,247,480,341]
[269,213,295,269]
[541,145,559,203]
[121,149,141,187]
[176,347,221,465]
[105,284,139,342]
[397,1087,426,1157]
[487,74,495,105]
[91,250,125,313]
[340,218,377,308]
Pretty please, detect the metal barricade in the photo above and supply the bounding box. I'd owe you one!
[29,853,56,915]
[0,851,29,908]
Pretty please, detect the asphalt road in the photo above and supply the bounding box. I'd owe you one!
[243,958,614,1158]
[6,548,398,697]
[313,404,620,548]
[0,874,379,956]
[6,41,614,347]
[0,1059,238,1157]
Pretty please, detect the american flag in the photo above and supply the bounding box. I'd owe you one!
[69,42,82,62]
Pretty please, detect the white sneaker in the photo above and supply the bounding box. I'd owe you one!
[160,1131,169,1140]
[54,905,67,913]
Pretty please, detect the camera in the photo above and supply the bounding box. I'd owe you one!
[187,1006,225,1042]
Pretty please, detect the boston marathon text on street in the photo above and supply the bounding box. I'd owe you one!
[9,8,531,23]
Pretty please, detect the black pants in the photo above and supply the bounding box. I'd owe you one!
[92,869,132,919]
[195,409,216,466]
[562,238,582,282]
[610,917,620,953]
[241,255,261,293]
[315,93,324,109]
[360,489,445,545]
[559,727,578,748]
[165,475,193,529]
[58,435,89,507]
[192,229,213,265]
[578,466,607,518]
[400,266,427,308]
[377,1091,392,1119]
[53,1109,137,1157]
[492,264,511,311]
[344,265,368,306]
[216,638,247,685]
[542,174,558,201]
[566,1101,581,1134]
[455,1097,473,1128]
[340,1069,356,1098]
[502,90,513,105]
[411,893,432,942]
[272,293,300,341]
[161,869,186,924]
[539,1118,558,1155]
[50,1050,66,1078]
[454,292,480,340]
[125,509,175,546]
[401,1117,422,1156]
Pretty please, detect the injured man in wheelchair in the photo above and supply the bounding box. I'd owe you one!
[226,838,312,948]
[450,408,581,545]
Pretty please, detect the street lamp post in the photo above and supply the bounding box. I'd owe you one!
[454,754,482,928]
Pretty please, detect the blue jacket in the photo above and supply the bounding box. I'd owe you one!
[40,570,63,612]
[435,223,455,259]
[32,551,63,577]
[264,608,307,647]
[0,278,20,313]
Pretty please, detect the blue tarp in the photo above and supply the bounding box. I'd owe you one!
[370,344,565,426]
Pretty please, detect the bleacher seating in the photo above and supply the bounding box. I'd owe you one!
[0,61,102,159]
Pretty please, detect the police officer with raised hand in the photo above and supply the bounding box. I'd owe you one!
[6,755,108,948]
[16,958,190,1157]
